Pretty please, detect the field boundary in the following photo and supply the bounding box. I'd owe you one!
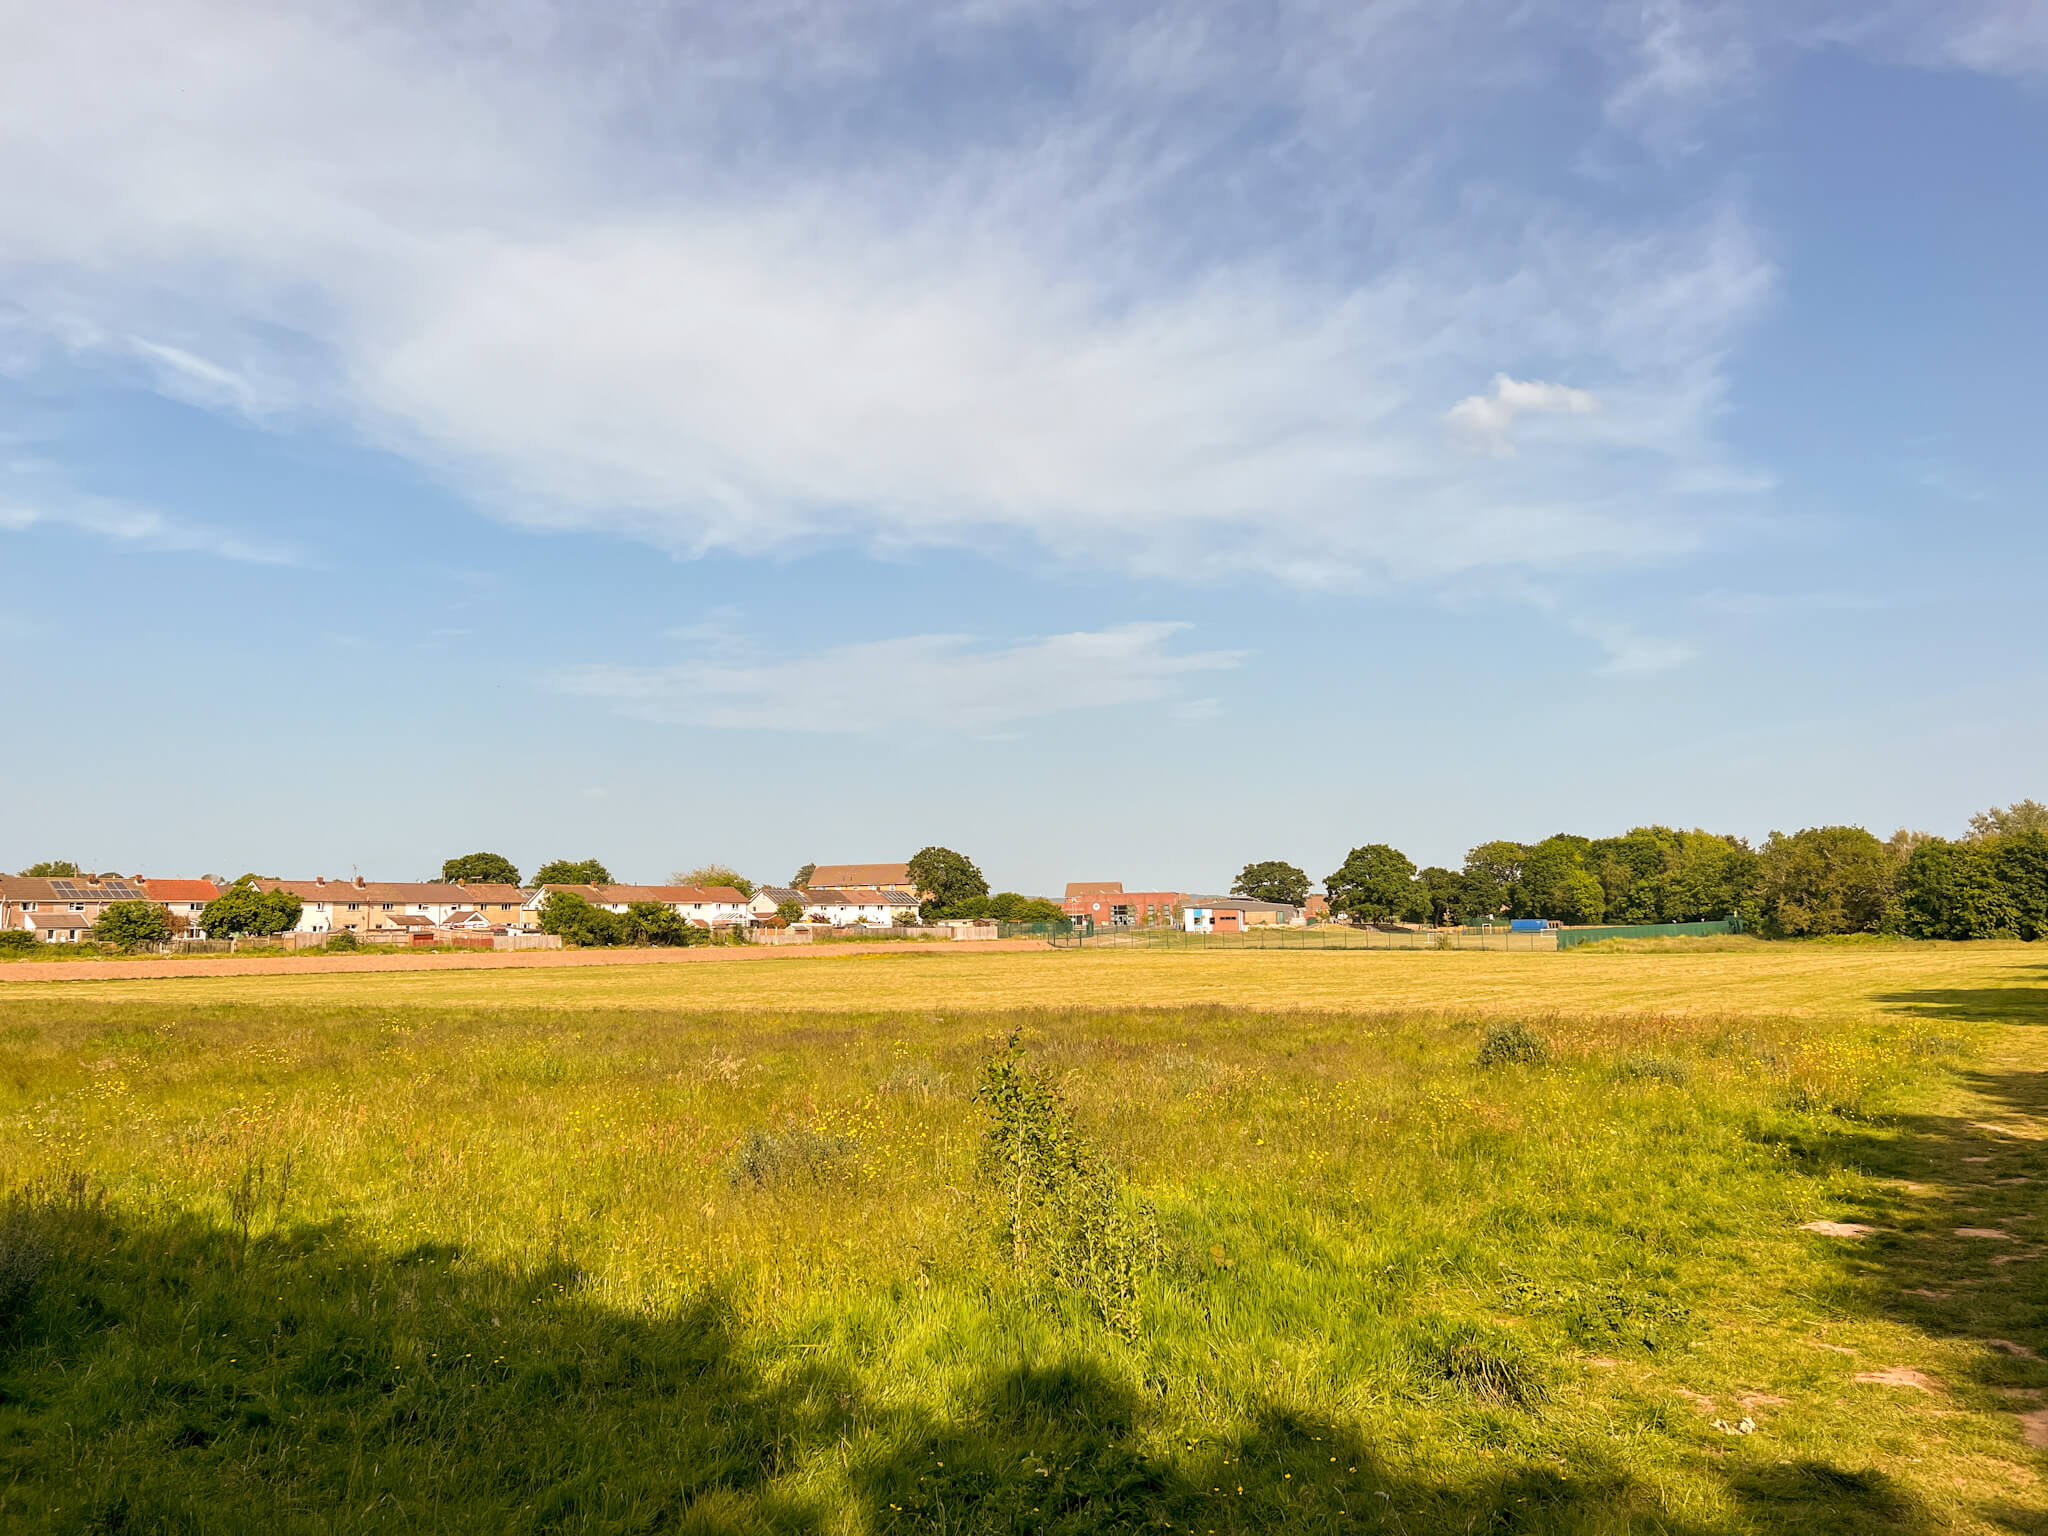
[0,938,1053,985]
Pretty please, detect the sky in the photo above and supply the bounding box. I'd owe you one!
[2,0,2044,893]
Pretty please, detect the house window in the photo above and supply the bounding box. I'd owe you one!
[71,903,85,912]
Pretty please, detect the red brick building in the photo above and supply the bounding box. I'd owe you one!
[1062,881,1182,928]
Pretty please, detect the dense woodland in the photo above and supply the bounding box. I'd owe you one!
[1310,799,2048,939]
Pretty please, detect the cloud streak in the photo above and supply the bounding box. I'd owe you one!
[551,622,1244,733]
[0,1,2028,594]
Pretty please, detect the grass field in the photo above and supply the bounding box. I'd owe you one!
[2,942,2045,1532]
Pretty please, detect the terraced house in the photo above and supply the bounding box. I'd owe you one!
[252,877,531,934]
[0,874,150,941]
[522,884,752,927]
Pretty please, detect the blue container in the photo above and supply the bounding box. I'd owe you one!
[1507,918,1551,933]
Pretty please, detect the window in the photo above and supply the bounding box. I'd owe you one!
[71,903,85,912]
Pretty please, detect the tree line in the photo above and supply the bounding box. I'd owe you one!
[1247,799,2048,939]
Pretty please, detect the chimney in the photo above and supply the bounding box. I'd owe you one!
[315,876,326,887]
[355,875,366,889]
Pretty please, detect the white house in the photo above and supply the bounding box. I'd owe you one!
[254,878,531,934]
[799,887,921,927]
[523,884,753,927]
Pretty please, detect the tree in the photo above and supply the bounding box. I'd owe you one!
[1970,799,2048,841]
[1230,860,1310,906]
[1755,826,1897,937]
[776,898,806,924]
[1515,836,1605,925]
[1899,838,2018,940]
[626,901,694,946]
[946,893,1066,921]
[441,852,521,886]
[1325,844,1418,923]
[16,861,80,878]
[201,881,304,938]
[91,900,171,950]
[1416,866,1491,926]
[1460,841,1526,918]
[672,864,756,897]
[908,846,989,919]
[790,863,816,889]
[537,890,629,946]
[533,858,613,887]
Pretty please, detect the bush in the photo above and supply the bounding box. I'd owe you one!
[974,1034,1162,1335]
[1476,1023,1549,1068]
[322,930,362,953]
[0,930,39,957]
[1614,1054,1690,1085]
[728,1123,849,1187]
[91,899,172,951]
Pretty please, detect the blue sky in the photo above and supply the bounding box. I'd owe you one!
[2,1,2043,892]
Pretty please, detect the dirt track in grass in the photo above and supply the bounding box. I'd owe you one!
[0,938,1049,985]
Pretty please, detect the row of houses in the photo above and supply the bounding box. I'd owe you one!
[1061,881,1326,933]
[0,863,933,943]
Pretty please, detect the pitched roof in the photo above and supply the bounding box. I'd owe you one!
[256,879,527,904]
[755,887,805,903]
[803,887,918,906]
[535,884,747,905]
[24,910,91,929]
[806,863,912,889]
[0,876,145,902]
[139,879,220,902]
[1065,881,1124,899]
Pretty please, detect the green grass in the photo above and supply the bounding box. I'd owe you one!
[2,952,2047,1532]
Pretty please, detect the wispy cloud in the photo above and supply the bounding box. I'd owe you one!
[0,1,2027,596]
[0,458,298,564]
[1445,374,1601,458]
[551,622,1244,733]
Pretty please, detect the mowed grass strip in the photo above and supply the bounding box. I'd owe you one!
[0,947,2044,1532]
[4,937,2044,1022]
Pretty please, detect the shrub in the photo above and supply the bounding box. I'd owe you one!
[1614,1054,1690,1085]
[1477,1023,1549,1068]
[91,899,171,951]
[0,930,38,957]
[728,1123,849,1187]
[974,1034,1162,1335]
[323,930,361,953]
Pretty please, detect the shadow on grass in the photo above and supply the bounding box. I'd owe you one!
[1740,975,2048,1532]
[0,1193,1943,1534]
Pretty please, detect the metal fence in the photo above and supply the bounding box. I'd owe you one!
[1554,917,1744,950]
[1046,923,1559,952]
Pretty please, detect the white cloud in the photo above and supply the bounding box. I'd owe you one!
[1445,374,1601,458]
[1574,618,1697,677]
[0,458,298,564]
[551,622,1244,733]
[0,1,2025,595]
[0,0,1784,594]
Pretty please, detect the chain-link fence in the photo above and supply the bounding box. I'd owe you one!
[1045,923,1559,952]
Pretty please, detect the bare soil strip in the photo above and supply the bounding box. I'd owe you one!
[0,939,1049,984]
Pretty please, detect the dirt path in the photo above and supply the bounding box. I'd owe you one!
[0,939,1049,985]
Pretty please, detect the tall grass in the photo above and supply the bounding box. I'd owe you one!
[0,983,2032,1532]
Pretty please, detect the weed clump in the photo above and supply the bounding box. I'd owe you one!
[1415,1318,1544,1405]
[1477,1023,1549,1068]
[0,1201,50,1328]
[974,1034,1162,1335]
[1614,1054,1690,1086]
[728,1123,849,1187]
